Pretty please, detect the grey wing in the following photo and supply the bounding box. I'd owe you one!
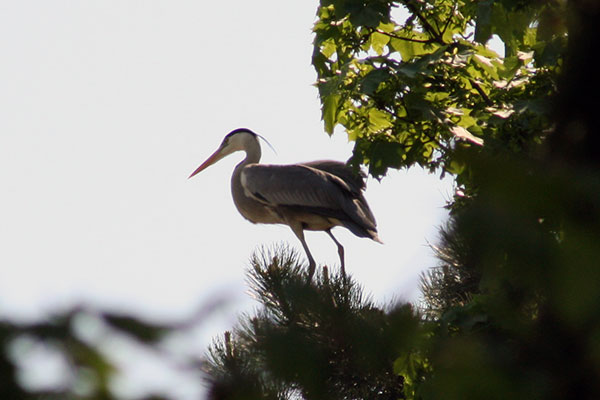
[300,160,366,193]
[241,164,346,209]
[241,164,377,235]
[301,160,377,227]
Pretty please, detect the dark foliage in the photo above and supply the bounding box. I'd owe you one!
[419,220,480,319]
[204,246,423,400]
[0,308,205,399]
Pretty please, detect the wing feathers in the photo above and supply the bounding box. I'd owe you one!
[241,162,377,233]
[242,164,345,208]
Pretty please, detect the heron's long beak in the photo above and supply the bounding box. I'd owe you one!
[188,146,226,179]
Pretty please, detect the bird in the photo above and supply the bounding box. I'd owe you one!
[188,128,381,281]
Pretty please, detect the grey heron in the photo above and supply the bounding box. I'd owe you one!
[188,128,381,280]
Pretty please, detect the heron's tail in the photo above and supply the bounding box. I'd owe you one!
[369,230,384,244]
[341,221,383,244]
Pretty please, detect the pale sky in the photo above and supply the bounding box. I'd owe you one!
[0,1,452,398]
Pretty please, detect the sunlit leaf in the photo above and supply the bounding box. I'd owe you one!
[368,108,392,132]
[473,54,500,80]
[322,93,340,134]
[321,38,337,58]
[450,126,484,146]
[487,107,514,118]
[370,31,389,55]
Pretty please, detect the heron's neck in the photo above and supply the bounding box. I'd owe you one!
[232,138,261,189]
[231,139,263,221]
[239,138,261,167]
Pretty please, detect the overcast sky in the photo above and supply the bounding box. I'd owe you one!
[0,1,453,397]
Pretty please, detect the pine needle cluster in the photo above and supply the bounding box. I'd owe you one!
[203,245,422,400]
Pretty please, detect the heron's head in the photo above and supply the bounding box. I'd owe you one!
[188,128,258,179]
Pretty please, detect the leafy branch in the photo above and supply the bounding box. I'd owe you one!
[375,28,439,44]
[402,1,446,45]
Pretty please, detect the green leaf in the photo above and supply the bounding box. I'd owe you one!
[487,107,514,119]
[360,68,389,95]
[499,55,521,79]
[346,126,361,141]
[322,93,340,134]
[344,1,389,28]
[370,31,390,55]
[473,54,500,80]
[524,27,537,47]
[450,125,484,145]
[390,33,434,61]
[447,158,466,174]
[458,114,477,128]
[320,38,337,58]
[377,21,395,33]
[368,108,392,132]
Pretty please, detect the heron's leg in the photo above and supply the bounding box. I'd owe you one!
[326,229,345,278]
[290,224,316,281]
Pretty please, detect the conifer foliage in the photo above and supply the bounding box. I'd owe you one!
[205,246,423,400]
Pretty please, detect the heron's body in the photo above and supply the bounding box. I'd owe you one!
[189,128,380,279]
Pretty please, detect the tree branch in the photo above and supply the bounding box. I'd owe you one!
[469,79,494,107]
[403,1,446,45]
[439,4,457,39]
[375,28,438,44]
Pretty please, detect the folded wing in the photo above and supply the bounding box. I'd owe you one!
[240,161,379,240]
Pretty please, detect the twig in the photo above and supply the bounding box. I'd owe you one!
[439,4,456,39]
[404,1,446,45]
[375,28,438,44]
[469,79,494,107]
